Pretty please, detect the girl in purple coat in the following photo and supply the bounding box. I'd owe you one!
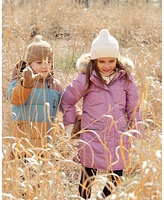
[61,29,142,200]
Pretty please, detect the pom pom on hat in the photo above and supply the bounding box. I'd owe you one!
[90,29,120,59]
[25,35,53,64]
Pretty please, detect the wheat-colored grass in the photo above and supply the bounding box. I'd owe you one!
[2,0,162,199]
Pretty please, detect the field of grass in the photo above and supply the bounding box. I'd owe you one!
[2,0,162,199]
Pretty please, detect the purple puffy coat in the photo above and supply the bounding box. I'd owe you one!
[61,69,142,171]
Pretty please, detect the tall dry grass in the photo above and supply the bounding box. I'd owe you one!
[2,0,162,199]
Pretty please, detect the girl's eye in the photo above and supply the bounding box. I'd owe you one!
[36,62,42,64]
[48,61,51,64]
[98,60,105,63]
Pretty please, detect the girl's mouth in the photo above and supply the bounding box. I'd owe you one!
[102,69,111,73]
[41,71,48,77]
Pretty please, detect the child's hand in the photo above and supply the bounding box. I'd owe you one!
[72,119,81,139]
[22,67,41,88]
[65,124,75,138]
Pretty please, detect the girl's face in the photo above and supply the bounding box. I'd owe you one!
[30,59,52,77]
[97,57,117,76]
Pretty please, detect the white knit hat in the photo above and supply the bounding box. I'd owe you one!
[90,29,120,59]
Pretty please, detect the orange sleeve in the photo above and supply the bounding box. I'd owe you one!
[10,81,33,106]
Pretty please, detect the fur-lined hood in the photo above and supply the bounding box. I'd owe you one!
[76,53,135,73]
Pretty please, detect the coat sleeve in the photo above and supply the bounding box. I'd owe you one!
[61,73,87,126]
[8,79,33,106]
[125,75,143,138]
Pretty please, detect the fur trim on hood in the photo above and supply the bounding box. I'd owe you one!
[76,53,135,73]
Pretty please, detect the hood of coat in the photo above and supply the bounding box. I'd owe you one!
[76,53,135,73]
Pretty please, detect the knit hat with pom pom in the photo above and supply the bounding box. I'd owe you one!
[25,35,53,64]
[90,29,120,59]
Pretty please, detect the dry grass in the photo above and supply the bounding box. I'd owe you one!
[2,0,162,199]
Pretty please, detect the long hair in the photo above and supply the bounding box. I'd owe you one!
[85,58,131,93]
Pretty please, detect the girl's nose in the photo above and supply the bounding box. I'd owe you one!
[43,61,48,65]
[41,60,49,67]
[42,57,49,65]
[104,63,110,68]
